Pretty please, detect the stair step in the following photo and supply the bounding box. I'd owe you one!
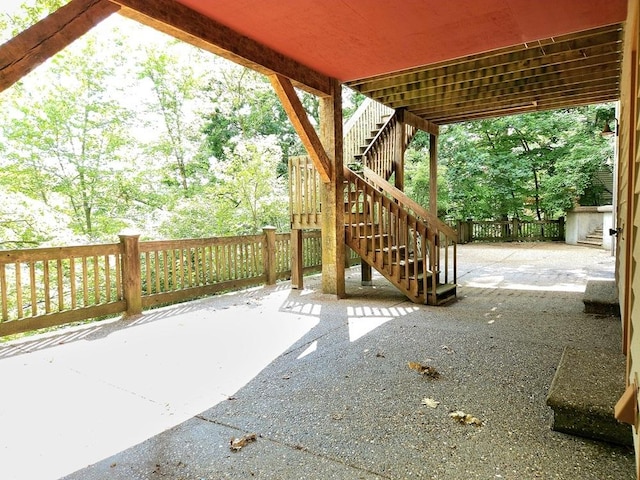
[578,239,603,247]
[583,279,620,316]
[546,347,631,446]
[429,283,457,304]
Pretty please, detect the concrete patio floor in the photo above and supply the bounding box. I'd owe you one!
[0,242,634,479]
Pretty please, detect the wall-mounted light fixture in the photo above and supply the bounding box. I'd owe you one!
[601,118,619,137]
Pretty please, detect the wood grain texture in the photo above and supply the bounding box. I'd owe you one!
[110,0,331,96]
[0,0,119,93]
[270,74,332,182]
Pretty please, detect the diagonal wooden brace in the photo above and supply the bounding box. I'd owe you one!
[270,74,332,183]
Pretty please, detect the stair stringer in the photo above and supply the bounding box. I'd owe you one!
[343,166,457,305]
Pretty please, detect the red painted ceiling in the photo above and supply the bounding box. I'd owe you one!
[175,0,627,82]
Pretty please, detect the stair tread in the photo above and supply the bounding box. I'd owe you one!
[546,347,631,446]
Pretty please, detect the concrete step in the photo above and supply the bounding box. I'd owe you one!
[577,239,603,248]
[546,346,632,446]
[583,279,620,316]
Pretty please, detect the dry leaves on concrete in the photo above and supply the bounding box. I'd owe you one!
[408,361,440,379]
[449,410,483,426]
[230,433,257,451]
[422,397,440,409]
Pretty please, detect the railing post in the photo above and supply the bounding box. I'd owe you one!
[291,228,303,289]
[119,233,142,318]
[263,226,277,285]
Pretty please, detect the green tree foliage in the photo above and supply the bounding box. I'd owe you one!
[201,64,314,177]
[138,43,210,195]
[1,31,138,240]
[159,137,288,237]
[430,105,615,221]
[0,0,66,41]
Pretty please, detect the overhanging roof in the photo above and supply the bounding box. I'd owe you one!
[1,0,628,125]
[174,0,628,124]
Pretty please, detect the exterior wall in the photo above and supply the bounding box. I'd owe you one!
[600,206,615,251]
[617,0,639,476]
[565,205,613,250]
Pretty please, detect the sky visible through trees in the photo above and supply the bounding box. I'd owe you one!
[0,1,616,249]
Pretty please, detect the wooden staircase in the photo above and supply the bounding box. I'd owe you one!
[290,98,457,305]
[344,166,456,305]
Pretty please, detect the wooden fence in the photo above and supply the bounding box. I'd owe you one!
[456,218,565,243]
[0,229,356,338]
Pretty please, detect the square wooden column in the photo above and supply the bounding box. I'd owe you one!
[394,109,406,191]
[430,132,438,217]
[319,79,345,297]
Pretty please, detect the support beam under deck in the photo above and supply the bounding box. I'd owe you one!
[0,0,119,93]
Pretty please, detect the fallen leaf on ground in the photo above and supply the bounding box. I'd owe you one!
[449,410,483,426]
[230,433,257,451]
[408,361,440,379]
[422,397,440,408]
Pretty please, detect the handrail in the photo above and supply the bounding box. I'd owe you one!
[361,166,457,239]
[360,110,396,159]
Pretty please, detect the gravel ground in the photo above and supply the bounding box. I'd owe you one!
[9,242,636,479]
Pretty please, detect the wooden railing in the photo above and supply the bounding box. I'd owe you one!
[0,244,125,337]
[456,218,565,243]
[344,167,456,305]
[289,155,321,229]
[343,98,393,164]
[0,229,335,338]
[361,115,416,180]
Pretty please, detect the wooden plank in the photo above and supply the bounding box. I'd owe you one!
[425,91,620,123]
[394,109,405,190]
[406,74,621,116]
[270,74,332,182]
[141,277,265,308]
[110,0,331,97]
[361,166,457,239]
[0,0,119,93]
[381,57,621,109]
[0,243,121,264]
[350,25,622,92]
[0,301,125,337]
[319,78,345,297]
[403,110,438,136]
[429,133,437,217]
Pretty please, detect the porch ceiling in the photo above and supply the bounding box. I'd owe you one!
[1,0,628,125]
[175,0,627,124]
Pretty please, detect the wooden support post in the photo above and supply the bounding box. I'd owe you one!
[269,74,332,182]
[429,133,438,217]
[0,0,120,93]
[290,228,303,289]
[119,233,142,318]
[394,109,406,190]
[263,226,277,285]
[319,79,345,298]
[361,260,373,286]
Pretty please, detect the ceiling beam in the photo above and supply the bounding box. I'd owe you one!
[349,25,622,92]
[270,74,332,183]
[374,49,621,107]
[411,75,620,114]
[402,109,439,136]
[109,0,332,97]
[420,91,619,124]
[385,63,621,110]
[0,0,119,93]
[361,48,621,103]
